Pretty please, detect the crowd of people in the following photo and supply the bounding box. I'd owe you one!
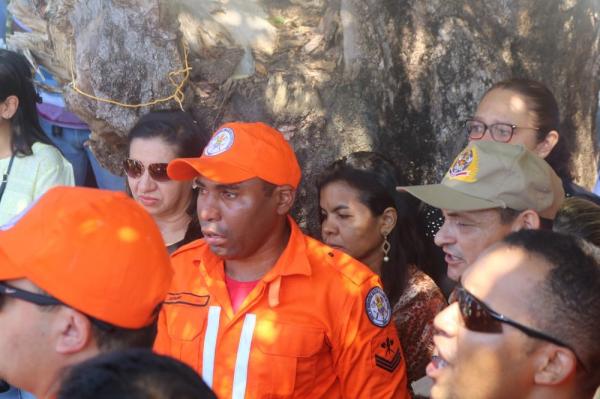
[0,45,598,399]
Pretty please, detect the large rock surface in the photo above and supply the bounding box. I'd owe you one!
[10,0,184,168]
[8,0,600,234]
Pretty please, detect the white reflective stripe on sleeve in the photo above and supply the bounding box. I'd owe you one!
[232,313,257,399]
[202,306,221,388]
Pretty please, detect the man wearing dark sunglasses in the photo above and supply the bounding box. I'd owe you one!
[400,140,564,282]
[0,186,173,399]
[428,229,600,399]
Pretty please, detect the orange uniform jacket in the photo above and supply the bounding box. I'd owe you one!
[154,217,410,398]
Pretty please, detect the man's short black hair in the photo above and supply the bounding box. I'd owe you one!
[501,230,600,396]
[36,289,160,352]
[498,207,521,224]
[57,349,216,399]
[497,207,553,230]
[90,320,158,352]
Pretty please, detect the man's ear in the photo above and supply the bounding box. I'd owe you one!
[0,95,19,119]
[274,185,296,215]
[533,345,577,386]
[512,209,541,231]
[534,130,559,159]
[380,207,398,236]
[54,308,94,355]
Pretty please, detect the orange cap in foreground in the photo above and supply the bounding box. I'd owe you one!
[168,122,302,188]
[0,187,173,329]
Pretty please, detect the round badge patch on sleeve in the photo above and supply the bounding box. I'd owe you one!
[365,287,392,327]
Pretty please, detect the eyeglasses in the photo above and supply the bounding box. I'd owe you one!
[123,159,170,182]
[465,119,539,143]
[0,282,115,332]
[455,286,588,371]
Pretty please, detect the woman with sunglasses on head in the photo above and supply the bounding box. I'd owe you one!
[317,151,446,387]
[0,49,73,225]
[125,110,210,253]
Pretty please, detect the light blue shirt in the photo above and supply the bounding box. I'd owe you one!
[0,387,36,399]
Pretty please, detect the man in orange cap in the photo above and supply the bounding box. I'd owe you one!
[154,122,410,398]
[0,186,173,399]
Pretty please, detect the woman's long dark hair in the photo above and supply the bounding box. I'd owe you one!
[0,49,54,156]
[127,110,210,159]
[317,151,428,305]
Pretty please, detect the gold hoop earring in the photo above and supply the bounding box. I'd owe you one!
[382,234,391,262]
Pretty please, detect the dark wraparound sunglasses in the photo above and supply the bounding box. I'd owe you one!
[455,286,588,372]
[0,282,115,332]
[123,158,170,182]
[0,282,62,307]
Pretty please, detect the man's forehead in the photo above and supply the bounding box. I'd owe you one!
[5,278,39,292]
[195,175,259,188]
[462,245,544,305]
[443,208,500,220]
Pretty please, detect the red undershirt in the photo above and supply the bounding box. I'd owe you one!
[225,274,260,313]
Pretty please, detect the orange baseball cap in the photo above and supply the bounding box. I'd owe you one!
[0,186,173,329]
[167,122,302,188]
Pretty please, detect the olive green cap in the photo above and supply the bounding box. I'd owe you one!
[398,141,565,219]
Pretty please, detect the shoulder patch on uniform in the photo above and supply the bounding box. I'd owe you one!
[374,337,402,373]
[365,287,391,327]
[307,236,373,286]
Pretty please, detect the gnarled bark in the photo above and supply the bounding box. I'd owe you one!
[7,0,600,234]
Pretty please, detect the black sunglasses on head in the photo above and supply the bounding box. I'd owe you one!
[0,282,115,332]
[455,286,588,372]
[123,158,170,182]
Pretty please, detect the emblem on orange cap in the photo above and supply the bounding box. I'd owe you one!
[204,127,235,156]
[447,146,479,183]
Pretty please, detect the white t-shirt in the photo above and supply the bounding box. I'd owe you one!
[0,142,74,224]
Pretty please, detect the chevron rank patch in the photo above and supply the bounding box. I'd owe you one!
[372,336,402,373]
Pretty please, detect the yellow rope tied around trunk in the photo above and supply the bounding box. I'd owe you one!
[68,44,191,110]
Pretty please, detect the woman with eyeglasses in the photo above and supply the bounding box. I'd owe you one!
[466,78,597,203]
[423,78,598,298]
[317,151,446,387]
[125,110,210,253]
[0,49,74,225]
[426,78,598,242]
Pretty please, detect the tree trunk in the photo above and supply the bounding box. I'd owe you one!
[8,0,600,234]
